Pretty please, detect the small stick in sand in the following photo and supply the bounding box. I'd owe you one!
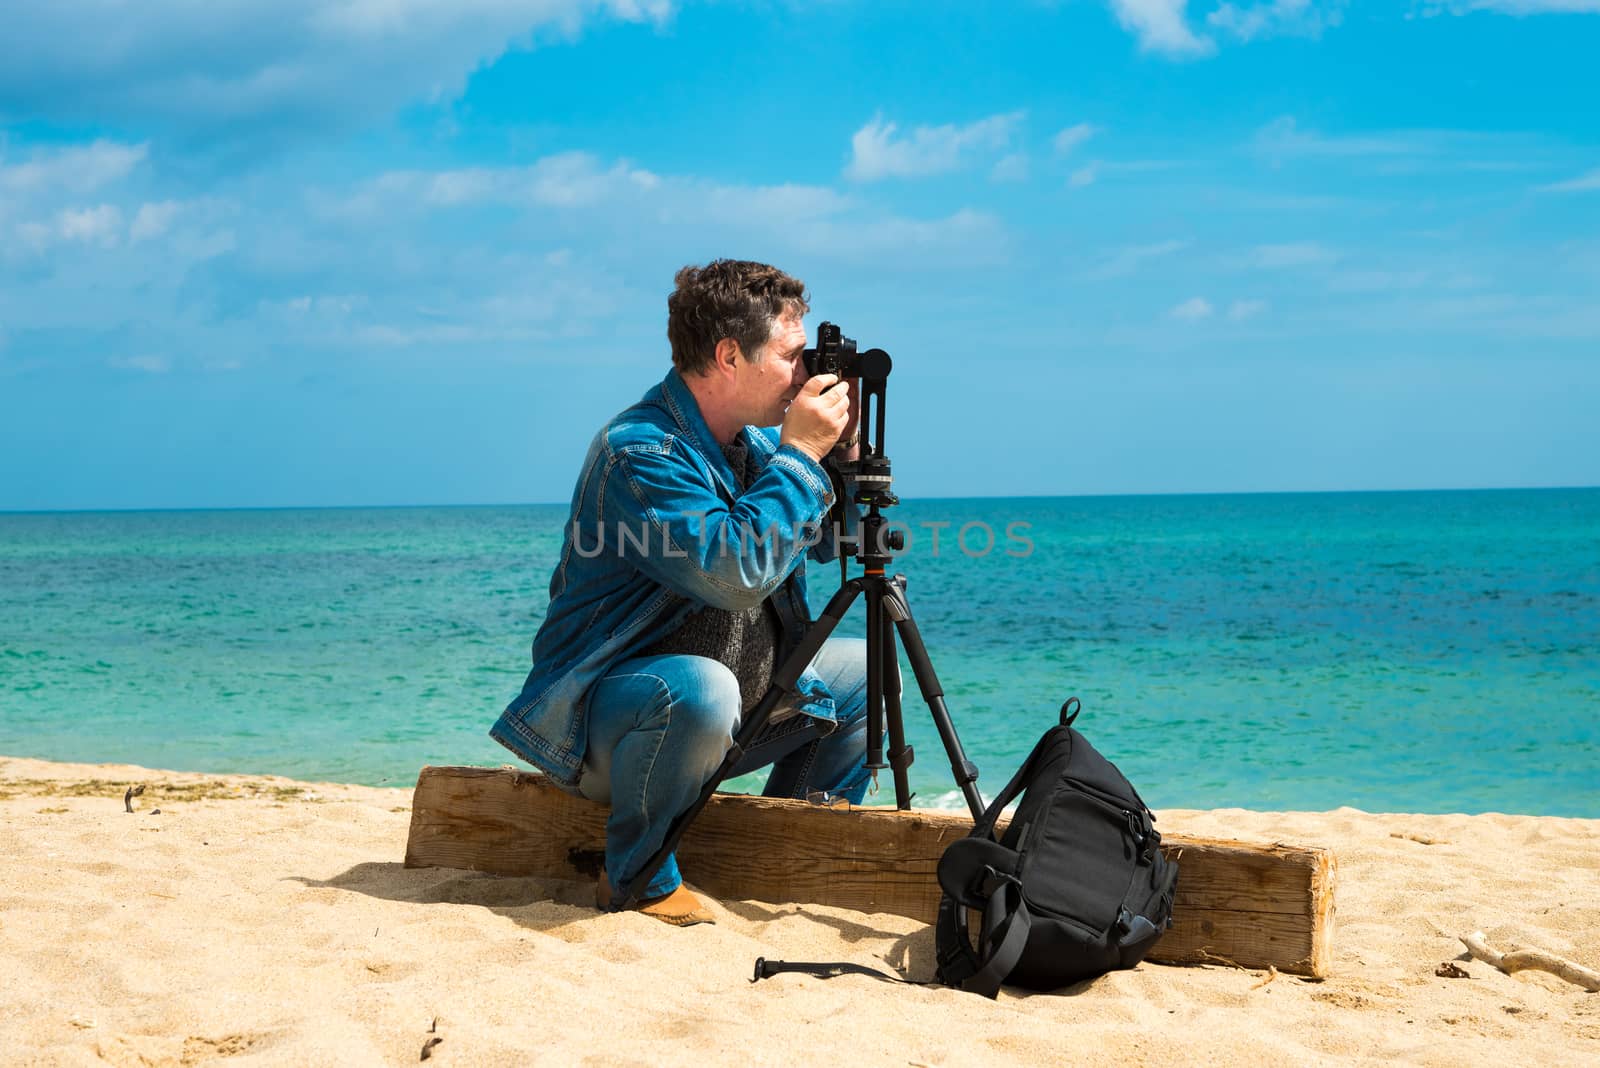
[1250,965,1279,990]
[419,1017,442,1060]
[1460,931,1600,993]
[123,785,145,813]
[1194,948,1245,969]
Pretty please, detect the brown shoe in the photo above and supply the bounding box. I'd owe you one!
[596,869,716,927]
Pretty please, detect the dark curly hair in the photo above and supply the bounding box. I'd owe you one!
[666,259,810,376]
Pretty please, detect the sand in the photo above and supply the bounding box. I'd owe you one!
[3,755,1597,1067]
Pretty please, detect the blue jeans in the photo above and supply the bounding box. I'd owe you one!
[578,636,872,900]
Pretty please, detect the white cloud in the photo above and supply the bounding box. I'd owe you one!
[107,354,172,373]
[309,0,673,37]
[795,208,1008,265]
[845,112,1024,181]
[1105,0,1351,56]
[421,169,499,205]
[1069,162,1102,188]
[1255,117,1544,179]
[59,205,124,246]
[340,159,847,237]
[0,140,147,195]
[1419,1,1600,13]
[1053,123,1098,156]
[310,147,992,267]
[1106,1,1216,57]
[352,322,545,347]
[1227,299,1268,320]
[1537,167,1600,192]
[170,226,237,264]
[690,182,851,225]
[1084,240,1188,280]
[1254,116,1417,160]
[524,153,659,206]
[14,221,54,252]
[1328,269,1432,292]
[0,132,1022,402]
[1375,291,1600,340]
[280,294,364,317]
[990,153,1030,182]
[0,2,676,134]
[1251,241,1337,267]
[1170,296,1214,320]
[1208,1,1345,41]
[131,200,183,242]
[329,152,660,217]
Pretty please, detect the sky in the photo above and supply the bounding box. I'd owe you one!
[1,0,1597,510]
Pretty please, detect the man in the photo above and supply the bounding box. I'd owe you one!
[491,259,871,925]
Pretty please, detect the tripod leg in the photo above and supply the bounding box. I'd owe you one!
[611,579,864,911]
[879,620,914,808]
[863,584,884,792]
[883,578,984,823]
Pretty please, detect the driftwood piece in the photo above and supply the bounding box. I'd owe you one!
[405,765,1337,977]
[1461,930,1600,992]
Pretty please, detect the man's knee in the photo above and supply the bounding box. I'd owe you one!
[820,637,873,720]
[829,636,869,666]
[659,657,741,747]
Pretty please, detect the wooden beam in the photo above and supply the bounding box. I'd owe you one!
[405,765,1336,977]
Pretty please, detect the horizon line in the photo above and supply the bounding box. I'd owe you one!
[3,482,1598,516]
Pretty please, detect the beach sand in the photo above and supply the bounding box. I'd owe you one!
[3,755,1597,1067]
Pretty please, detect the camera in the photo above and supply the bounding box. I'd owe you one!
[802,321,858,379]
[802,321,891,382]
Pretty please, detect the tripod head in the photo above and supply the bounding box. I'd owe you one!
[803,322,901,565]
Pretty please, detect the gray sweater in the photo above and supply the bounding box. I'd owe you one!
[638,436,782,714]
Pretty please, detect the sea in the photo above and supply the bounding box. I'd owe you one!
[2,489,1596,817]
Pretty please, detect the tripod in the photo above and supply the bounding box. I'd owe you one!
[612,343,985,911]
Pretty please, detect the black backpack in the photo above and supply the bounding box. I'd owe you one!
[932,699,1179,997]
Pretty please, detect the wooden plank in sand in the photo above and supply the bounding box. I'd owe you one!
[404,765,1336,977]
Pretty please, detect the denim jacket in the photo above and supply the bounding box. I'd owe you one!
[491,369,847,790]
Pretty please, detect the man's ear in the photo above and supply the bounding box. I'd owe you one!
[713,337,742,377]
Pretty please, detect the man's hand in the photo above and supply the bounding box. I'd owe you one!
[780,374,850,463]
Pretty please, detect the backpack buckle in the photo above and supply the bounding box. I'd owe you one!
[976,864,1021,898]
[935,939,968,970]
[1116,908,1161,945]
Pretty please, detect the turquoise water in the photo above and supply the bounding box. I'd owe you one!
[2,489,1596,816]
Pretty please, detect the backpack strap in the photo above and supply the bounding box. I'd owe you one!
[970,726,1061,840]
[934,867,1032,998]
[968,881,1032,998]
[751,957,922,985]
[934,892,980,987]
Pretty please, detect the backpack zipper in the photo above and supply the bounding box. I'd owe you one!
[1054,779,1156,858]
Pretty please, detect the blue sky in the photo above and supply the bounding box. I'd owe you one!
[1,0,1597,510]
